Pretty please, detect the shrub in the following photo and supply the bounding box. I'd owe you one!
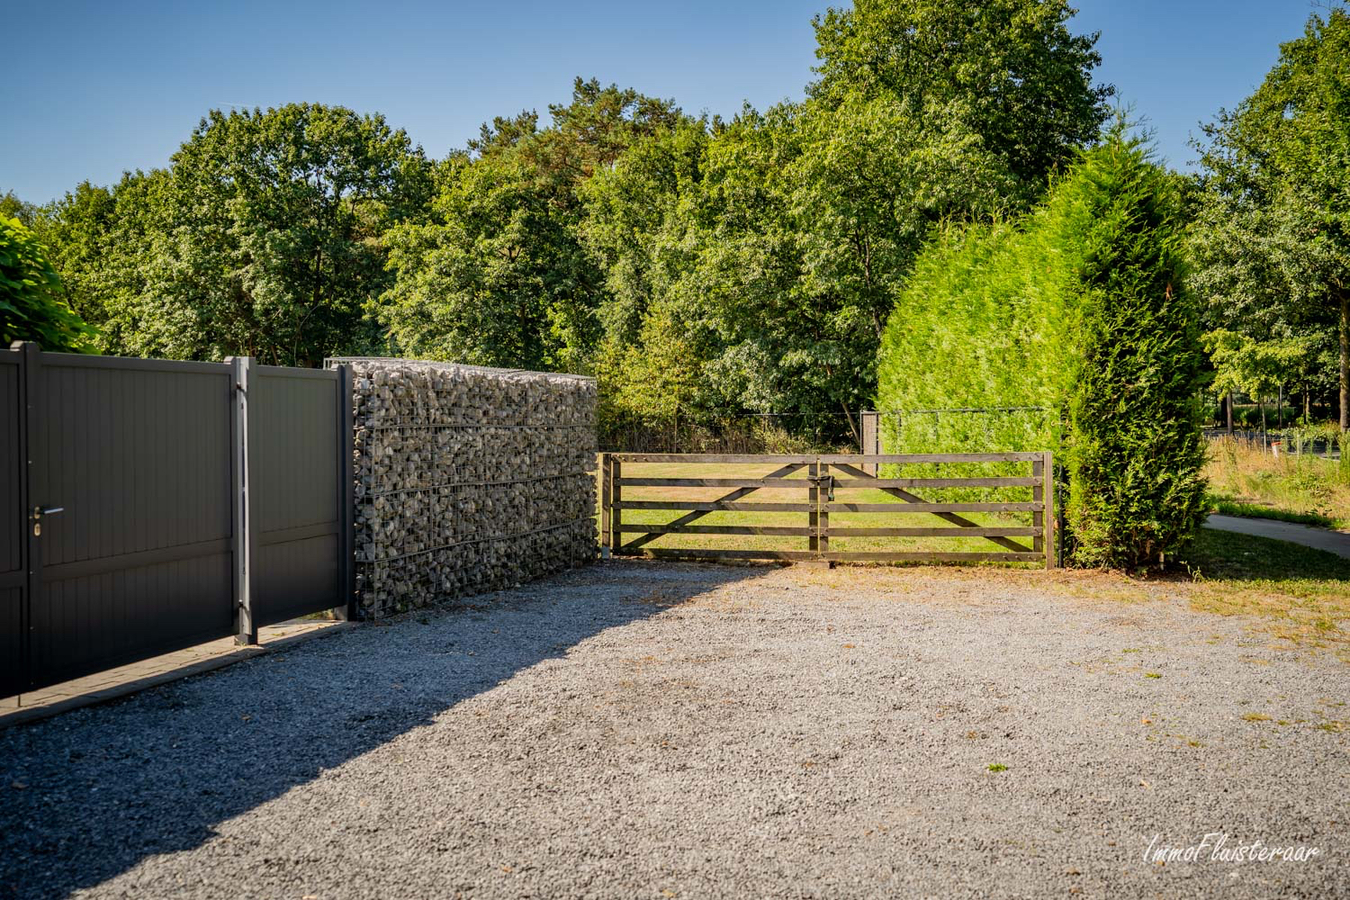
[1058,135,1207,568]
[0,215,92,352]
[877,129,1207,568]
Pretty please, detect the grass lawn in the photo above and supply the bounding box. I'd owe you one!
[1177,527,1350,647]
[1206,436,1350,529]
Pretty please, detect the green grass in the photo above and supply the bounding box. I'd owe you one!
[1173,528,1350,653]
[1182,527,1350,582]
[1209,497,1337,529]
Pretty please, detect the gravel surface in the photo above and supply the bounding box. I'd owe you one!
[1,560,1346,899]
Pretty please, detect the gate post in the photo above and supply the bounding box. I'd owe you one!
[336,363,356,621]
[1043,450,1056,569]
[9,342,39,697]
[228,356,258,645]
[599,453,611,558]
[808,461,819,555]
[610,457,623,556]
[861,412,879,475]
[1033,456,1044,558]
[819,462,831,558]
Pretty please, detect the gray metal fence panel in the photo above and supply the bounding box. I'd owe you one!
[2,345,355,697]
[28,353,236,687]
[249,365,345,627]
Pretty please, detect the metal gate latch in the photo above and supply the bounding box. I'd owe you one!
[807,474,835,502]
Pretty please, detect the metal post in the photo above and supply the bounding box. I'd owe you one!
[229,356,257,645]
[13,342,38,695]
[336,363,356,621]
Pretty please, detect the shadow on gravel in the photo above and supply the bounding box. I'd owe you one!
[0,561,765,900]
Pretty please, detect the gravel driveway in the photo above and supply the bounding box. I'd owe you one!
[1,561,1346,899]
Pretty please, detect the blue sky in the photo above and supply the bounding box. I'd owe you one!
[2,0,1326,204]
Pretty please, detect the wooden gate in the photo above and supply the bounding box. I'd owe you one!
[599,452,1056,568]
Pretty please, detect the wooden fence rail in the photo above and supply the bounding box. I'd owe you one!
[600,452,1057,568]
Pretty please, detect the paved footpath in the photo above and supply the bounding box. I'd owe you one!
[1204,514,1350,560]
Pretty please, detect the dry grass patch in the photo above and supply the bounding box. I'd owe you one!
[1206,437,1350,528]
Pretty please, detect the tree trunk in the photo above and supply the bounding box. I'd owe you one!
[1226,390,1234,434]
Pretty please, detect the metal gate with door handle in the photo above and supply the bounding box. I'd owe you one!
[1,342,355,699]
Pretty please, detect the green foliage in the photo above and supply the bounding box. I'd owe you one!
[381,79,682,371]
[1062,132,1208,569]
[0,215,93,352]
[21,0,1113,436]
[0,191,36,226]
[809,0,1112,193]
[1203,330,1319,407]
[582,0,1109,442]
[34,104,431,365]
[878,128,1208,569]
[27,175,157,352]
[1190,7,1350,431]
[877,219,1073,456]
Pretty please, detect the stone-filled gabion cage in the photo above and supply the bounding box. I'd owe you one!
[327,357,597,618]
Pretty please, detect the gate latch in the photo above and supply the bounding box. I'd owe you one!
[807,474,835,502]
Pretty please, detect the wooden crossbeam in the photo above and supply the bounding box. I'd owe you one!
[620,462,806,552]
[828,462,1032,553]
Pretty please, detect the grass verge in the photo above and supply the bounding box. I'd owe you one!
[1209,497,1338,529]
[1174,528,1349,655]
[1205,437,1350,529]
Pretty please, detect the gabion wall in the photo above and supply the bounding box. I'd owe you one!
[332,358,597,618]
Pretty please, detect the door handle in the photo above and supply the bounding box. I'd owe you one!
[31,505,63,536]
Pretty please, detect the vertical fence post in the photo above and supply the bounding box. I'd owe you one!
[610,457,622,556]
[229,356,257,645]
[808,461,819,555]
[1032,456,1044,558]
[861,412,879,475]
[336,363,356,621]
[818,462,830,558]
[1043,450,1056,569]
[599,453,611,558]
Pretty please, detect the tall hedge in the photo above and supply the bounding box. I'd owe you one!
[0,215,92,352]
[1056,135,1207,567]
[877,131,1207,568]
[876,219,1074,456]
